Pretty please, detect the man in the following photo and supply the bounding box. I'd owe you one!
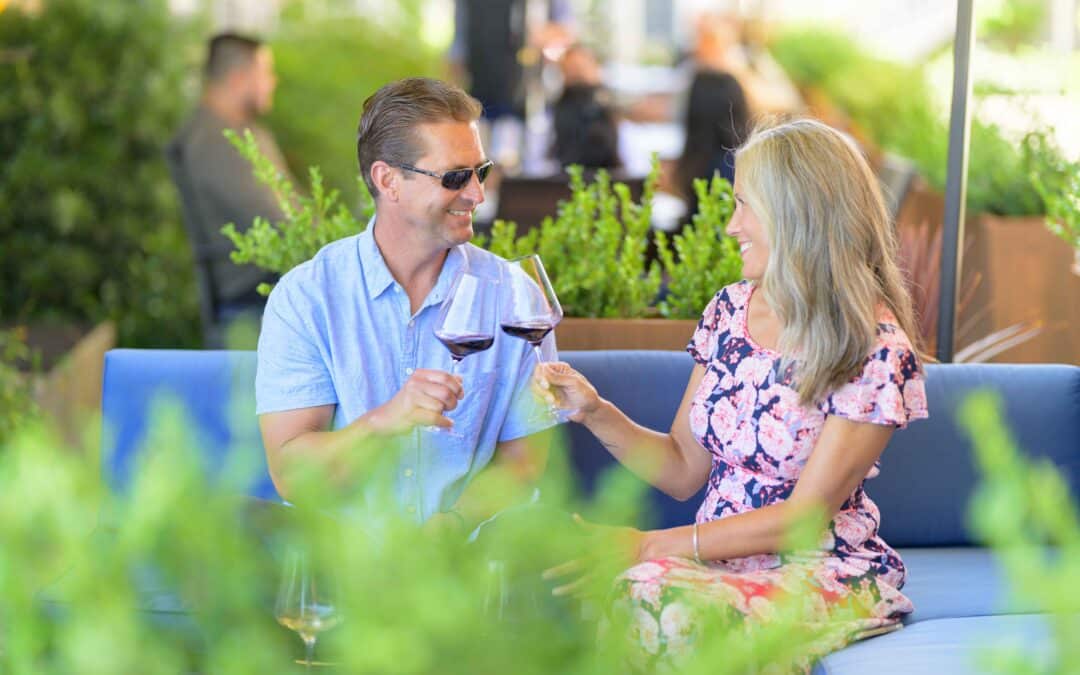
[169,33,287,338]
[256,78,557,527]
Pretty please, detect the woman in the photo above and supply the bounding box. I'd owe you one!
[539,118,928,670]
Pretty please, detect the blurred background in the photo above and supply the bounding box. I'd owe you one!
[2,0,1078,433]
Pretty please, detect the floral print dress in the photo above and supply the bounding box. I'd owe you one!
[614,281,929,670]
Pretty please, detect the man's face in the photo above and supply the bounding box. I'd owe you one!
[393,121,487,249]
[245,46,277,116]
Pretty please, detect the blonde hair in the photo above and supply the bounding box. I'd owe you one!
[734,118,921,405]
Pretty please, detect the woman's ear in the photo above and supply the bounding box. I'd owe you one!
[370,161,398,201]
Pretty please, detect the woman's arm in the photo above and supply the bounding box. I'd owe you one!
[638,415,895,561]
[537,362,713,500]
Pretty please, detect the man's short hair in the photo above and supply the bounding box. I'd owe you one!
[205,32,263,83]
[356,77,483,197]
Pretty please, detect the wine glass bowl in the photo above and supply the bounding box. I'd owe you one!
[499,255,572,419]
[430,269,499,436]
[499,254,562,359]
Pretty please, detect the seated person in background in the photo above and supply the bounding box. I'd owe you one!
[692,12,802,118]
[540,118,928,670]
[673,13,751,216]
[674,68,750,215]
[256,78,558,530]
[170,32,289,323]
[550,44,620,170]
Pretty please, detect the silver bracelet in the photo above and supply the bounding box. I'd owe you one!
[692,521,703,564]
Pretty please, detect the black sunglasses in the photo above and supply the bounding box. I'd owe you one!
[395,160,494,191]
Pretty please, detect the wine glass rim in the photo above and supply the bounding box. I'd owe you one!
[507,253,542,265]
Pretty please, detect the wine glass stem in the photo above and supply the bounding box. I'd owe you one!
[532,344,545,363]
[303,635,316,670]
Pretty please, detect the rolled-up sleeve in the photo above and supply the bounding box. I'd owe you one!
[255,283,337,414]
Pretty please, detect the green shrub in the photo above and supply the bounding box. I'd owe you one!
[0,396,858,674]
[220,130,373,294]
[0,328,39,449]
[266,0,441,210]
[1024,130,1080,253]
[483,163,663,318]
[0,0,201,347]
[960,392,1080,673]
[655,175,742,319]
[979,0,1048,51]
[770,28,1044,217]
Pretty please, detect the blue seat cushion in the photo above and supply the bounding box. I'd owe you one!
[897,547,1040,623]
[814,614,1056,675]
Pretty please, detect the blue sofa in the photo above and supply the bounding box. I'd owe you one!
[102,349,1080,673]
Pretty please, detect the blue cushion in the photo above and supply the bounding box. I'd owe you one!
[896,547,1040,623]
[101,349,276,499]
[561,350,700,528]
[814,614,1056,675]
[875,364,1080,547]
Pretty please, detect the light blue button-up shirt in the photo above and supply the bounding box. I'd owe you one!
[256,222,557,521]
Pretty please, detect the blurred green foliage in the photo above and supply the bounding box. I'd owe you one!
[0,387,858,673]
[960,392,1080,673]
[1024,130,1080,253]
[0,0,201,347]
[979,0,1048,52]
[769,28,1045,217]
[266,0,442,210]
[0,327,40,448]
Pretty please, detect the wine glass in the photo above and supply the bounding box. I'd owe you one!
[275,549,342,670]
[430,269,499,436]
[499,255,571,419]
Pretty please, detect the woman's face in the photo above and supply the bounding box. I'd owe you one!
[727,179,770,281]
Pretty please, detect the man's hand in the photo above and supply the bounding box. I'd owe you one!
[367,369,464,434]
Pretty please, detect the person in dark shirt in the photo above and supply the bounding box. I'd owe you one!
[550,44,619,170]
[169,33,289,340]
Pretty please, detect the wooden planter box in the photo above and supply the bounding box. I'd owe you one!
[555,317,698,351]
[970,215,1080,365]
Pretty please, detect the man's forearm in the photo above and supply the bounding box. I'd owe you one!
[272,409,393,500]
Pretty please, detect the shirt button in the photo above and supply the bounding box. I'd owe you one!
[405,367,414,375]
[408,319,415,327]
[404,468,414,478]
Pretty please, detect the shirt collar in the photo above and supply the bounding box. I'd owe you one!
[358,215,469,307]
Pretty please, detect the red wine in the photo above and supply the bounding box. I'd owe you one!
[436,332,495,360]
[500,321,554,346]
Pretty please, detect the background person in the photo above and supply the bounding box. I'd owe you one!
[169,32,289,333]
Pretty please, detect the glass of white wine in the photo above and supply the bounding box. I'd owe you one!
[275,548,342,670]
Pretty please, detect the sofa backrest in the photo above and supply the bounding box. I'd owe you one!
[102,349,277,499]
[102,349,1080,547]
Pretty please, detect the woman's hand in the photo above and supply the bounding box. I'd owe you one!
[533,362,602,423]
[541,513,648,599]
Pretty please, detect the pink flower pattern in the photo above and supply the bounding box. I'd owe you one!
[616,281,929,671]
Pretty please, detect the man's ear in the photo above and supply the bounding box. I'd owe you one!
[370,161,398,201]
